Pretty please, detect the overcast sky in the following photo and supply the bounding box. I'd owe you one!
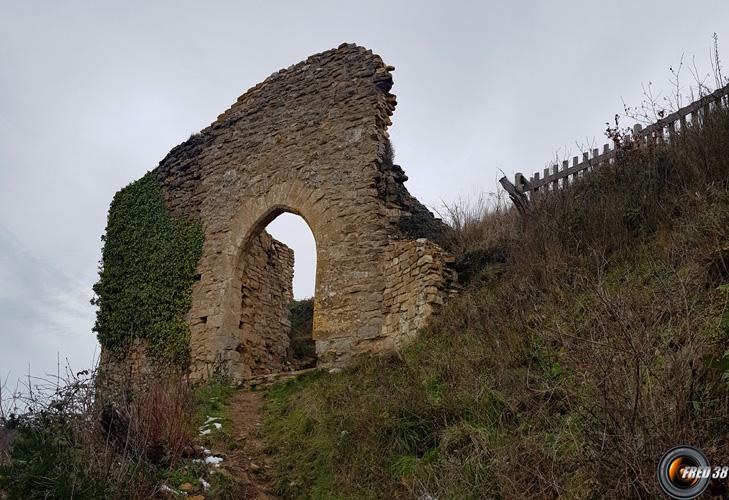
[1,0,727,389]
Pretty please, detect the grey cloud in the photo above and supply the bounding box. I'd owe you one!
[0,227,98,383]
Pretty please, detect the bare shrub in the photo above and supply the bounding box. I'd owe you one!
[623,33,728,124]
[0,365,197,498]
[89,374,197,473]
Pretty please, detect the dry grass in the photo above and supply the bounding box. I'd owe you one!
[0,369,198,499]
[125,377,196,465]
[435,190,518,259]
[263,106,729,498]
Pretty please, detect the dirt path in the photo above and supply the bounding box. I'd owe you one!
[220,391,278,499]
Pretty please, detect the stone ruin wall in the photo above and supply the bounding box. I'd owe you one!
[97,230,296,399]
[98,43,459,387]
[237,231,295,378]
[97,338,154,404]
[384,239,457,349]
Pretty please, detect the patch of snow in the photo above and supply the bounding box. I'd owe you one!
[200,478,211,491]
[205,455,224,467]
[160,485,181,494]
[199,417,223,434]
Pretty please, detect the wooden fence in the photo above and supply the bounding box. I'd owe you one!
[509,83,729,199]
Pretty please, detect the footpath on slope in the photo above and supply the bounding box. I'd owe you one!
[213,369,316,499]
[219,390,278,499]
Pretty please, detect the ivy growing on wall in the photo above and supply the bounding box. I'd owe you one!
[91,172,204,367]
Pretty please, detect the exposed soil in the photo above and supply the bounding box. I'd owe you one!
[218,391,278,499]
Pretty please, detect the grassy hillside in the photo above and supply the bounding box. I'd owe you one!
[262,108,729,498]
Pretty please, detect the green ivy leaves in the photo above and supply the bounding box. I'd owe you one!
[91,172,204,367]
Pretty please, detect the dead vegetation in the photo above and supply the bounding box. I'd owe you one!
[0,367,232,499]
[263,101,729,499]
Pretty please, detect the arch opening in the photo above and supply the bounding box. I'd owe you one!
[235,210,317,377]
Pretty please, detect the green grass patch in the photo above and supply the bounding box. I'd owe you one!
[194,376,238,449]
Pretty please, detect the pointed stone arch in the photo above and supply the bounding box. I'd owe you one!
[148,43,458,382]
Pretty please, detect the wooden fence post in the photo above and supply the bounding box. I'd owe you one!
[633,124,643,148]
[499,176,530,217]
[668,120,677,144]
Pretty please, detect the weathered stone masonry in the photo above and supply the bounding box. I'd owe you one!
[103,43,458,384]
[237,231,294,378]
